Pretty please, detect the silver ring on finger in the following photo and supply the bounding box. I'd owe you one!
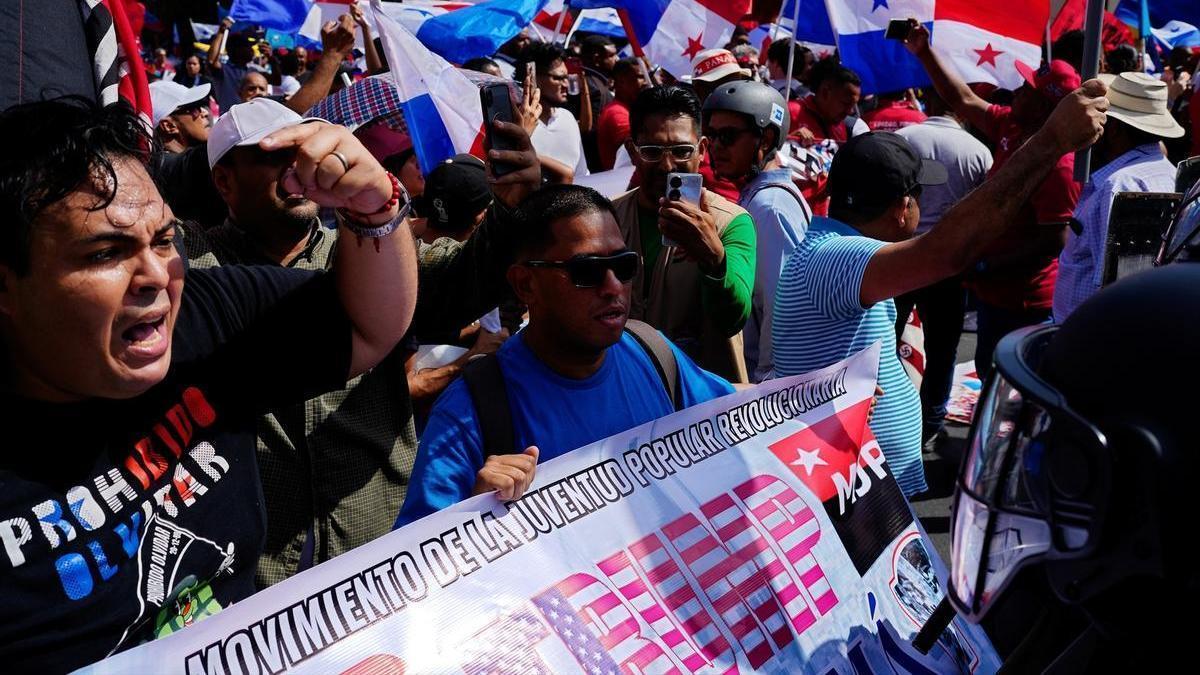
[330,151,350,174]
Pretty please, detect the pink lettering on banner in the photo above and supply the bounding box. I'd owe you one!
[532,474,838,672]
[599,539,735,673]
[732,476,838,618]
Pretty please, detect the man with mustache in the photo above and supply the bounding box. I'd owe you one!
[395,185,734,526]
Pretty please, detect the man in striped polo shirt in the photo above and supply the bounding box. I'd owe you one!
[772,81,1109,497]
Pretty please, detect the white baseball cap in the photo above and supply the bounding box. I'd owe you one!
[207,98,323,168]
[149,80,211,125]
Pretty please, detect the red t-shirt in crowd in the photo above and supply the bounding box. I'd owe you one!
[596,99,631,171]
[791,94,854,216]
[969,104,1081,311]
[863,99,927,132]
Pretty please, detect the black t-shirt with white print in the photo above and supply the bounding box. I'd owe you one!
[0,265,352,672]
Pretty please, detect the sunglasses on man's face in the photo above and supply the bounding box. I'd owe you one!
[522,251,640,288]
[633,144,697,163]
[704,126,756,147]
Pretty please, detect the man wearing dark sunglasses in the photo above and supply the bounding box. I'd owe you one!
[773,81,1109,499]
[396,185,734,527]
[702,81,810,383]
[944,265,1198,670]
[614,85,757,384]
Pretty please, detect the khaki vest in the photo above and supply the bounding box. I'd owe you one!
[612,187,749,384]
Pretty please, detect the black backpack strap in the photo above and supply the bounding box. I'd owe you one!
[462,355,516,457]
[624,319,682,411]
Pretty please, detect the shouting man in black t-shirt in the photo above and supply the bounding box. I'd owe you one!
[0,97,419,670]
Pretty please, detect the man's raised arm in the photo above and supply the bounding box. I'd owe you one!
[903,20,992,131]
[259,122,419,377]
[861,79,1109,307]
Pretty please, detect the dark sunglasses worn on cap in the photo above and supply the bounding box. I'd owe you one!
[704,126,757,147]
[949,325,1111,622]
[633,144,697,162]
[522,251,640,288]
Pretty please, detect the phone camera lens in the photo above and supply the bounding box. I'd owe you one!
[670,176,682,188]
[669,189,681,201]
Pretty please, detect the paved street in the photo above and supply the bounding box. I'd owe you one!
[910,331,977,564]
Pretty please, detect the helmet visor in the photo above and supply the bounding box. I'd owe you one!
[950,489,1052,620]
[949,326,1108,620]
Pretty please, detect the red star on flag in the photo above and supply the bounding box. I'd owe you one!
[681,32,705,60]
[974,42,1003,67]
[768,397,873,503]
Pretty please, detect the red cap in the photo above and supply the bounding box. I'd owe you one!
[1014,59,1081,103]
[354,123,413,164]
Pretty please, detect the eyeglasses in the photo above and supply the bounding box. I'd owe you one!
[522,251,640,288]
[632,144,697,162]
[704,126,756,147]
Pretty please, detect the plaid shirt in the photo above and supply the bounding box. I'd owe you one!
[183,210,515,588]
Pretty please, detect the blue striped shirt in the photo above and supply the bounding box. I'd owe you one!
[771,217,926,496]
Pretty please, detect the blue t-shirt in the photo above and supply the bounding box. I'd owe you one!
[396,331,734,527]
[771,217,926,496]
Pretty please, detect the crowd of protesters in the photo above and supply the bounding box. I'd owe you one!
[0,1,1195,670]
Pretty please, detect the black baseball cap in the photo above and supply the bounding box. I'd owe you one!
[828,132,948,212]
[414,154,492,233]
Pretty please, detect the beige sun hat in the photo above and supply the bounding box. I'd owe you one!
[1098,71,1185,139]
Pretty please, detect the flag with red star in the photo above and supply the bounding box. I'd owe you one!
[572,0,751,79]
[931,0,1049,90]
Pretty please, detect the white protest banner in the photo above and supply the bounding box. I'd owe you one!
[81,344,1000,674]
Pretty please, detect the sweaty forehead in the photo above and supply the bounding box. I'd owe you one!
[46,159,170,237]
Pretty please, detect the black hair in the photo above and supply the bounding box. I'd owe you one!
[0,97,151,275]
[513,185,617,258]
[767,38,812,81]
[629,85,701,141]
[829,200,894,227]
[513,42,566,80]
[1051,30,1086,74]
[580,35,615,60]
[809,58,861,92]
[611,57,641,79]
[280,52,301,77]
[462,56,500,74]
[1105,44,1139,75]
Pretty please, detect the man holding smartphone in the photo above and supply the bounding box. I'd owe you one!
[613,86,757,383]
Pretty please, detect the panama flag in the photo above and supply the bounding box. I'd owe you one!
[824,0,934,94]
[574,0,752,78]
[532,0,625,42]
[825,0,1047,94]
[929,0,1049,91]
[368,0,484,174]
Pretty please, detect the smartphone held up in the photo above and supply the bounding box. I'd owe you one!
[663,172,702,247]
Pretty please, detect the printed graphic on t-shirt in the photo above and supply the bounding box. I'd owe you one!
[0,385,244,656]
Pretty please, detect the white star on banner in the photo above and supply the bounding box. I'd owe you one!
[790,448,828,476]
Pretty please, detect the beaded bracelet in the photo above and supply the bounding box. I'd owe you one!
[341,172,403,221]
